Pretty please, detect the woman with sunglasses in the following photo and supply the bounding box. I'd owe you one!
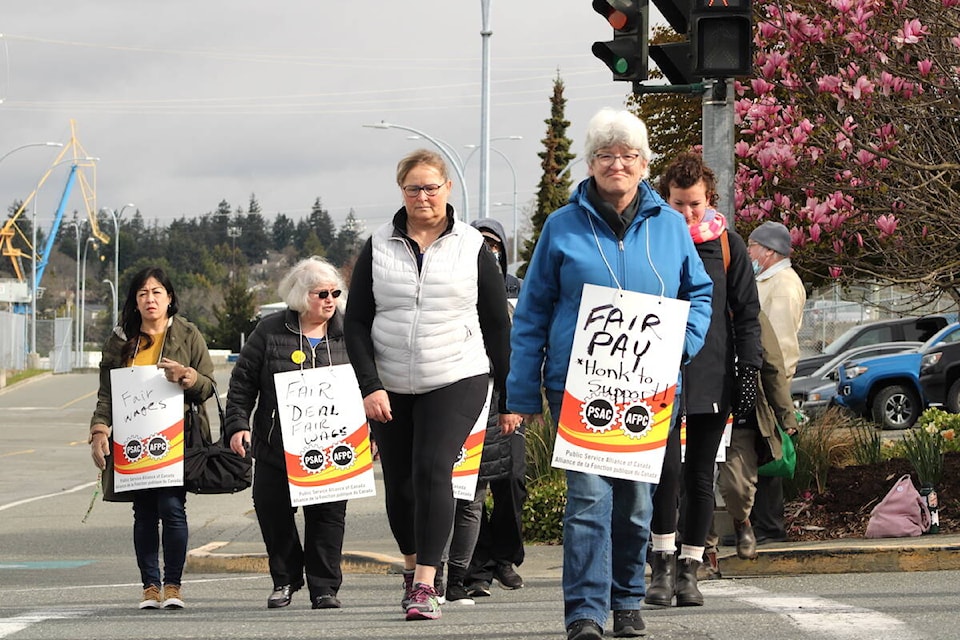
[225,256,351,610]
[344,149,517,621]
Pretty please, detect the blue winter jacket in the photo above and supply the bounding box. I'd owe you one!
[507,179,713,415]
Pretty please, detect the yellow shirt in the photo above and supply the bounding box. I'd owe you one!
[132,332,166,366]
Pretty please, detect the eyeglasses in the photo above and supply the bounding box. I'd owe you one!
[310,289,342,300]
[402,183,444,197]
[592,153,641,168]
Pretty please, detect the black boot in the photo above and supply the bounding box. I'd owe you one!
[644,551,675,606]
[675,558,704,606]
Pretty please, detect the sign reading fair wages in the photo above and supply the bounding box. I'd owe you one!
[553,284,689,483]
[274,365,375,507]
[110,366,184,492]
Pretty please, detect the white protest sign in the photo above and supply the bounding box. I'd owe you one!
[452,381,494,501]
[553,284,689,483]
[274,365,375,506]
[110,366,184,493]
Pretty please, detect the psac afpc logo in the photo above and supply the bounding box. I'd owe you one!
[122,433,170,463]
[580,394,653,440]
[299,443,357,474]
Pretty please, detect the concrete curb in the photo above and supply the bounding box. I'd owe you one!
[187,542,405,575]
[718,537,960,576]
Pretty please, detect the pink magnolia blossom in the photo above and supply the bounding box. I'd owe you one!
[893,18,928,46]
[917,59,933,75]
[829,266,843,278]
[876,214,898,237]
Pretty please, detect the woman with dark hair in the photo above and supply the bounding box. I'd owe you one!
[88,266,215,610]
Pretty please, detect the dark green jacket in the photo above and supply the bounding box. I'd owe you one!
[90,315,216,441]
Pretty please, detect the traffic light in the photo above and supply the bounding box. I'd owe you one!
[592,0,648,82]
[649,0,696,85]
[690,0,753,77]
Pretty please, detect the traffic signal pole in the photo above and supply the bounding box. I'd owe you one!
[701,79,736,230]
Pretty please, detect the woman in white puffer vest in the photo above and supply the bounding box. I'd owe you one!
[344,149,520,621]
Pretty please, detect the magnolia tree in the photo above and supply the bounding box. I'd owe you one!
[735,0,960,303]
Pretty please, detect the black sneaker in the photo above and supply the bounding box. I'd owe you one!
[466,580,491,597]
[444,581,476,605]
[613,609,645,637]
[567,619,603,640]
[493,563,524,589]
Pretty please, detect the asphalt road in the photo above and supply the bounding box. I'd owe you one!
[3,371,960,640]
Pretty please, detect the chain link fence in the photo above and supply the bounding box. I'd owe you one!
[800,284,958,356]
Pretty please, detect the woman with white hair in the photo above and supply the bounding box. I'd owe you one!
[508,109,713,640]
[225,256,351,610]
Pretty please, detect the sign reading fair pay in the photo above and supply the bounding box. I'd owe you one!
[553,283,689,483]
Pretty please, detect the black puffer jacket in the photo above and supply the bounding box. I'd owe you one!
[684,229,762,415]
[224,308,350,471]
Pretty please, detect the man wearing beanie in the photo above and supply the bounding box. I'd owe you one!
[718,221,805,554]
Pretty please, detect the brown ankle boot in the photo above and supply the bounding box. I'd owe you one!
[698,551,721,580]
[675,558,704,606]
[644,551,675,606]
[733,519,758,559]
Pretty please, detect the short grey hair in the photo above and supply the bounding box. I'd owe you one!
[584,108,652,179]
[278,256,345,313]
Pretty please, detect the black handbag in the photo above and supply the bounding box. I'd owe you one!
[183,388,252,494]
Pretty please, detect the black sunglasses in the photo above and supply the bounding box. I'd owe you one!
[311,289,342,300]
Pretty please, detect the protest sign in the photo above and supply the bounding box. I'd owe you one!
[452,382,493,500]
[274,365,375,506]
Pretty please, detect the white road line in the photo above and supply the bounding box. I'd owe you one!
[0,575,263,595]
[705,582,921,640]
[0,612,87,639]
[0,482,96,513]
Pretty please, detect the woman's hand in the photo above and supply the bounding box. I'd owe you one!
[363,390,392,423]
[230,430,251,457]
[89,425,111,470]
[498,413,524,436]
[158,358,197,389]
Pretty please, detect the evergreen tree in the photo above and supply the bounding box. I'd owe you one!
[308,198,337,249]
[209,273,258,351]
[328,209,366,267]
[272,213,296,251]
[517,73,576,279]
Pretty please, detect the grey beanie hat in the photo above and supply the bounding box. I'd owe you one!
[749,221,792,256]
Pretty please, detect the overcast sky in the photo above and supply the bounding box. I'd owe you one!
[2,1,665,246]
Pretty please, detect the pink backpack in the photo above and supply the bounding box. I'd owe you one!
[865,474,931,538]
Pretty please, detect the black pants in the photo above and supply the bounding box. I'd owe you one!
[751,474,786,537]
[466,473,527,582]
[253,461,346,597]
[370,374,488,568]
[651,412,727,548]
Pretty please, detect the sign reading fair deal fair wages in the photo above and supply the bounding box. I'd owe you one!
[553,284,689,483]
[110,366,184,492]
[274,365,375,507]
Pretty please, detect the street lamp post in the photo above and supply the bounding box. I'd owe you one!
[465,141,520,261]
[79,237,98,366]
[100,203,136,328]
[66,221,82,367]
[363,121,470,221]
[102,280,116,328]
[0,142,63,167]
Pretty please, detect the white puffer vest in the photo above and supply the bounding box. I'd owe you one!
[370,220,489,394]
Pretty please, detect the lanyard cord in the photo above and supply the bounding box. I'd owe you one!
[296,314,334,371]
[585,208,666,301]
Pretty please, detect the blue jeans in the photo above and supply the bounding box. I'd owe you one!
[547,390,653,628]
[132,487,188,588]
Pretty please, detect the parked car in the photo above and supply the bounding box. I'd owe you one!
[918,328,960,413]
[795,315,950,377]
[791,341,922,417]
[836,323,960,429]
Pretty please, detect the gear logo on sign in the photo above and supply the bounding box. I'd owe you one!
[146,433,170,460]
[299,447,326,474]
[621,401,654,439]
[329,443,356,470]
[454,446,467,469]
[581,394,617,433]
[123,436,145,463]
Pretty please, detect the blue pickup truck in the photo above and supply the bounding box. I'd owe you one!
[836,323,960,429]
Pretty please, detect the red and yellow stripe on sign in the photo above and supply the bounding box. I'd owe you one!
[285,424,374,487]
[453,427,486,478]
[113,419,185,474]
[557,386,676,453]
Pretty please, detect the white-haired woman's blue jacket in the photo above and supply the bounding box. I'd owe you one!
[507,179,713,415]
